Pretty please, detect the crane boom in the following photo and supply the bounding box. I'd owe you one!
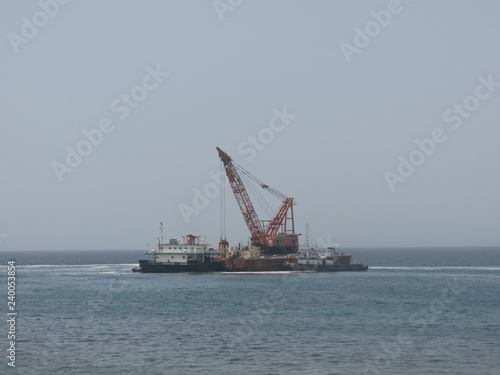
[217,147,299,253]
[216,147,266,247]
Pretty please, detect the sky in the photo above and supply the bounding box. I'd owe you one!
[1,0,499,251]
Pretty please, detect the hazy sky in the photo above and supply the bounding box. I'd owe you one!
[1,0,499,251]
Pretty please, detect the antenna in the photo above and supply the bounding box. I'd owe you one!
[305,223,310,249]
[159,222,164,245]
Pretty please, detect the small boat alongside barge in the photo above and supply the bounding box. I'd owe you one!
[286,247,368,272]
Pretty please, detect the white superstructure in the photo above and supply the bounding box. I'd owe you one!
[144,234,223,265]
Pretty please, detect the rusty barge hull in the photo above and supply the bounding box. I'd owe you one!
[222,257,290,272]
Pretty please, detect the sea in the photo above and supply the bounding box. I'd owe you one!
[0,247,499,375]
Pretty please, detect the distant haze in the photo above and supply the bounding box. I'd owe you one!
[1,1,499,251]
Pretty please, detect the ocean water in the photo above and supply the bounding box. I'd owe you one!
[1,247,499,375]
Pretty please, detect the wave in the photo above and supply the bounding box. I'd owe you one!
[370,266,500,271]
[11,264,137,268]
[221,271,294,275]
[3,265,498,273]
[0,264,137,274]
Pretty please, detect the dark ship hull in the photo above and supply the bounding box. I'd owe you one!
[136,256,368,273]
[137,259,224,273]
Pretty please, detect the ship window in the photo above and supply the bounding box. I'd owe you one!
[185,247,187,249]
[169,247,171,249]
[183,256,185,259]
[171,256,174,259]
[160,246,163,250]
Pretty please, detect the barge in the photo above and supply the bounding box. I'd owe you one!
[221,246,295,272]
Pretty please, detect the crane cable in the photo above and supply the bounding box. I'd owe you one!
[220,160,226,240]
[240,171,275,219]
[232,160,288,201]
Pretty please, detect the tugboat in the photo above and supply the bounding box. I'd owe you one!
[134,224,224,273]
[286,246,368,272]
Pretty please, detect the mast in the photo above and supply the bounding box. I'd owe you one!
[305,223,310,250]
[159,222,164,245]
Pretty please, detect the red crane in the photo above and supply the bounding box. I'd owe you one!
[217,147,298,254]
